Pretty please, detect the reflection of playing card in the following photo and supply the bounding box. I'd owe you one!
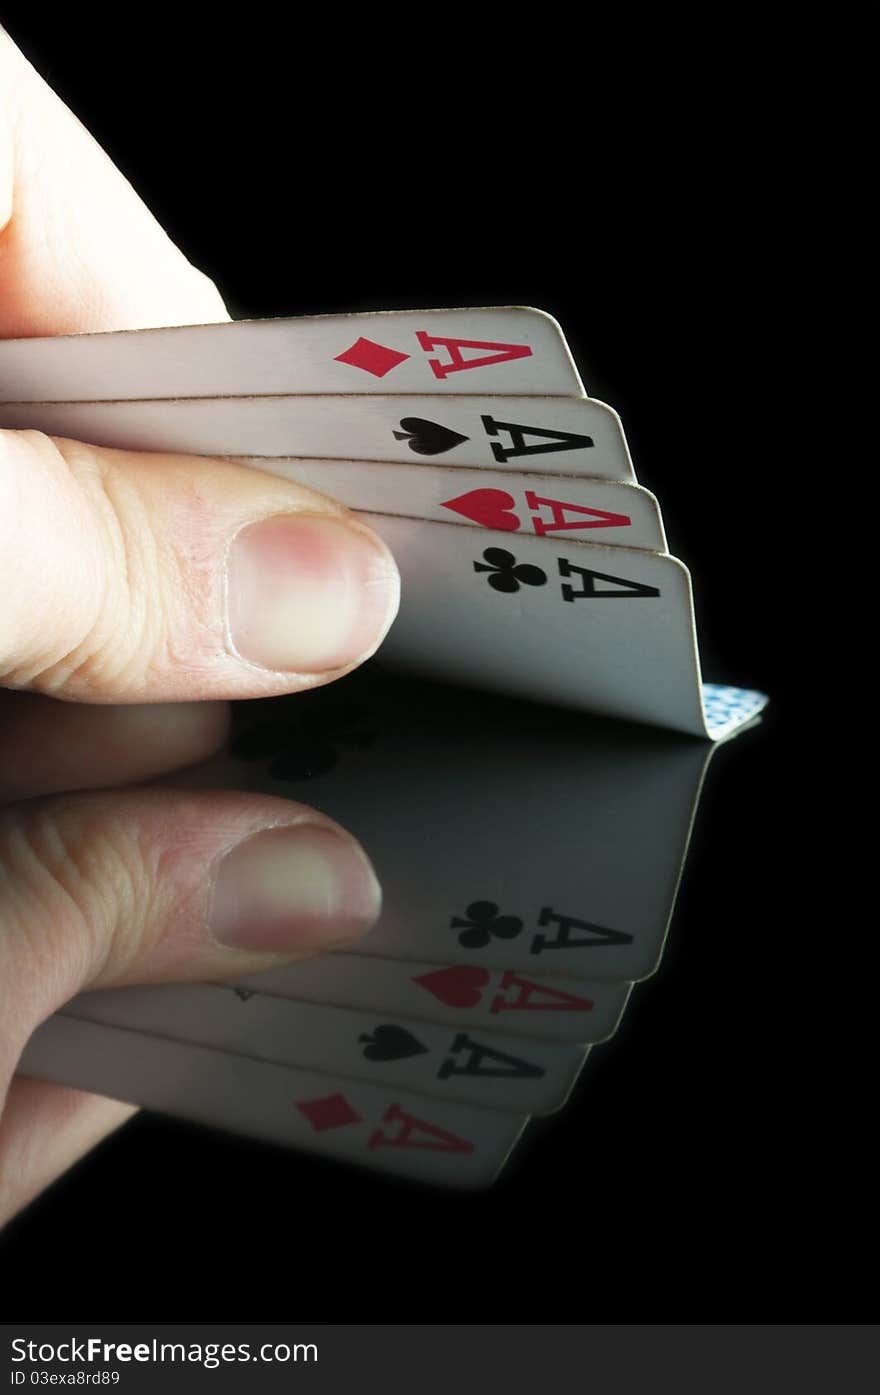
[228,957,632,1045]
[358,515,766,739]
[18,1015,526,1189]
[0,395,632,479]
[162,669,720,983]
[63,985,589,1114]
[0,309,583,399]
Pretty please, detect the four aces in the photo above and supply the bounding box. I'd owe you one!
[0,306,766,739]
[3,307,768,1187]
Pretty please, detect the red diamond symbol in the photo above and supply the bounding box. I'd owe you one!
[296,1092,363,1132]
[334,337,410,378]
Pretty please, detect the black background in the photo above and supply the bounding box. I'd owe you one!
[0,12,851,1321]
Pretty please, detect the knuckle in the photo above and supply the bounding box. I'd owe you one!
[50,439,159,692]
[0,795,158,988]
[18,435,177,697]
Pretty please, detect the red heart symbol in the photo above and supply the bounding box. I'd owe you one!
[412,965,491,1009]
[441,488,521,531]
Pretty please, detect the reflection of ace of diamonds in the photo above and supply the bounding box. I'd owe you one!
[295,1094,474,1154]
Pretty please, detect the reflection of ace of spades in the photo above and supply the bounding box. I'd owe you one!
[358,1025,429,1062]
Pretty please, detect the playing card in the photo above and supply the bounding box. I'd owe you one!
[0,308,583,400]
[0,394,632,479]
[18,1015,527,1188]
[227,957,632,1045]
[358,515,767,740]
[237,463,664,550]
[61,985,590,1114]
[161,668,721,983]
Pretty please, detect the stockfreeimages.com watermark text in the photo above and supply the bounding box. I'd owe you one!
[10,1337,317,1375]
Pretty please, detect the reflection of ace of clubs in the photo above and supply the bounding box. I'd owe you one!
[178,670,719,982]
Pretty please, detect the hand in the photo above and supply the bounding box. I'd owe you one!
[0,30,400,1223]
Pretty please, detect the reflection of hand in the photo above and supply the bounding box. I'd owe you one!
[0,30,399,1223]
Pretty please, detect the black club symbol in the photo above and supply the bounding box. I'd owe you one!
[474,547,548,594]
[230,701,376,780]
[451,900,524,949]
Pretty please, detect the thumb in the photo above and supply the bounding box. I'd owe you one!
[0,429,400,702]
[0,786,382,1094]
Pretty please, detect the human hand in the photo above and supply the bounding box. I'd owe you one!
[0,30,400,1223]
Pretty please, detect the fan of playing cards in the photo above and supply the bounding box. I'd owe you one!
[0,307,767,739]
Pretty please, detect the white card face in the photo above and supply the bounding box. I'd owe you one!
[240,463,664,550]
[360,515,766,740]
[0,309,583,400]
[62,986,589,1115]
[0,395,632,479]
[228,957,632,1046]
[18,1015,527,1188]
[164,670,718,983]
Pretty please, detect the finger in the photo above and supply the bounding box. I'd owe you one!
[0,29,228,336]
[0,1079,135,1225]
[0,431,400,703]
[0,786,382,1088]
[0,692,230,801]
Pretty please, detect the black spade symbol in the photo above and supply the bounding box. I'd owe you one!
[393,417,469,456]
[359,1024,429,1062]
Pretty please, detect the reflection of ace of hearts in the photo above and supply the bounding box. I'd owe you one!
[228,954,631,1045]
[415,966,489,1009]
